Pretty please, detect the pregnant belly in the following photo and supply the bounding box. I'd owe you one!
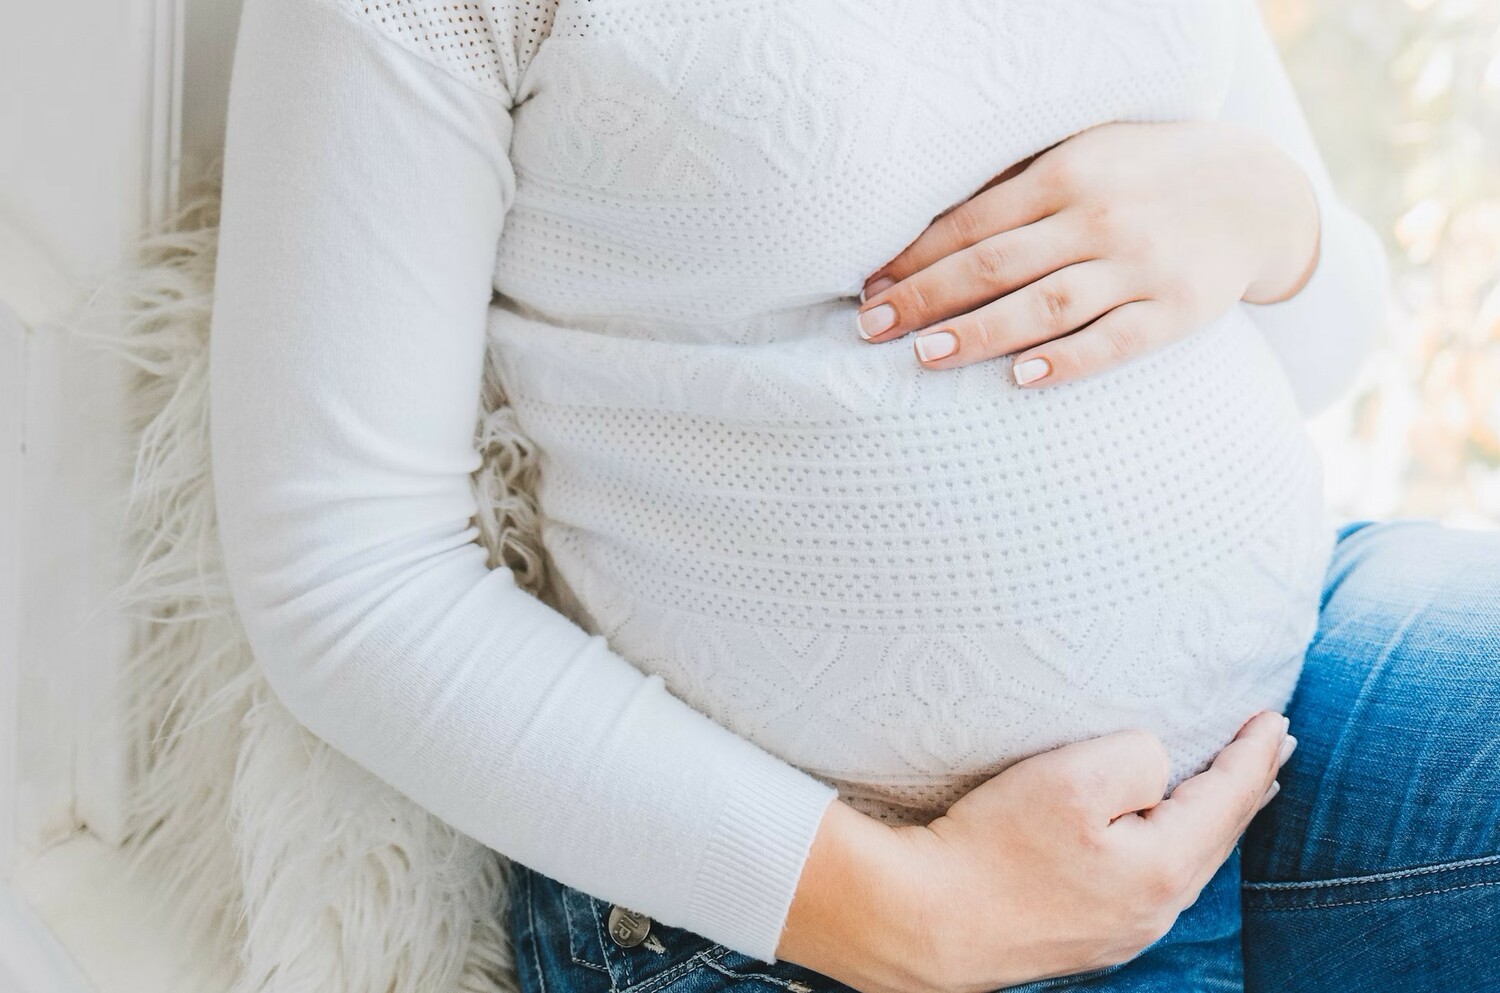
[489,301,1334,821]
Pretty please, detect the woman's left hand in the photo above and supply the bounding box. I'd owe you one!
[854,120,1321,387]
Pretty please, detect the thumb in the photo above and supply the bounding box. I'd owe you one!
[1138,710,1289,869]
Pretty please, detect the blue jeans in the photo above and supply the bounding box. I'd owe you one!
[1241,519,1500,991]
[510,851,1246,993]
[508,520,1500,992]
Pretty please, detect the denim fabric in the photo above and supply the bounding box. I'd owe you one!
[1242,519,1500,992]
[508,520,1500,993]
[509,851,1243,993]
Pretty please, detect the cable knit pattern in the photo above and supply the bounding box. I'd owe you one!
[211,0,1387,961]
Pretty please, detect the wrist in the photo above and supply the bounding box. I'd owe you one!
[1242,140,1322,305]
[777,801,939,989]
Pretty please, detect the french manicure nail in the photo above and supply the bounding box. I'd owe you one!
[914,329,959,361]
[857,303,897,340]
[1012,357,1051,385]
[1278,735,1298,765]
[861,276,896,303]
[1262,780,1281,804]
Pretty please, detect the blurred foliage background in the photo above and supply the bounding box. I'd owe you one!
[1266,0,1500,527]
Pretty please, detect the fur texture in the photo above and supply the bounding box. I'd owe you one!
[66,165,552,993]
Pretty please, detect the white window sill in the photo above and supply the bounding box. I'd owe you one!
[2,831,237,993]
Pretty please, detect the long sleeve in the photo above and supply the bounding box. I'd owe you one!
[1221,0,1392,415]
[207,0,836,962]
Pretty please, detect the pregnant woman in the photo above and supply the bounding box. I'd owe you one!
[208,0,1500,990]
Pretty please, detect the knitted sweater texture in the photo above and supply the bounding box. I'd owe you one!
[208,0,1388,962]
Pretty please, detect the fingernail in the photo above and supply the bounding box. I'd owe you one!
[914,329,959,362]
[1278,735,1298,766]
[857,303,897,340]
[860,276,896,303]
[1283,715,1292,733]
[1012,357,1051,385]
[1262,780,1281,805]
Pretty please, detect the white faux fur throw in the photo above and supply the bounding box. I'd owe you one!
[71,168,553,993]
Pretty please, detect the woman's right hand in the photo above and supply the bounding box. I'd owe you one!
[778,711,1294,993]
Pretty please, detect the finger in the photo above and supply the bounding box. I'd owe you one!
[908,260,1130,369]
[855,215,1090,342]
[1138,711,1288,866]
[864,167,1060,294]
[1256,779,1281,813]
[976,152,1039,195]
[1252,735,1299,814]
[1006,299,1176,388]
[1016,727,1173,823]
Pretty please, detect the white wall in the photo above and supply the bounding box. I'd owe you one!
[183,0,245,187]
[0,0,242,989]
[0,0,173,285]
[0,0,174,869]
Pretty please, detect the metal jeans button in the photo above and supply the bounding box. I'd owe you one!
[606,905,652,948]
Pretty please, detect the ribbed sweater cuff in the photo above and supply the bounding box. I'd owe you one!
[685,755,840,964]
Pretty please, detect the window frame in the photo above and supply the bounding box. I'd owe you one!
[0,0,220,989]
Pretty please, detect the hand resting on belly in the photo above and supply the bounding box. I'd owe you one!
[777,113,1326,991]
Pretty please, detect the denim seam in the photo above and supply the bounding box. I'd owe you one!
[522,871,550,993]
[566,895,614,976]
[1245,879,1500,912]
[611,950,718,993]
[1242,853,1500,892]
[567,912,609,978]
[697,952,811,990]
[592,900,617,987]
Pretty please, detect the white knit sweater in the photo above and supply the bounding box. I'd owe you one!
[209,0,1388,963]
